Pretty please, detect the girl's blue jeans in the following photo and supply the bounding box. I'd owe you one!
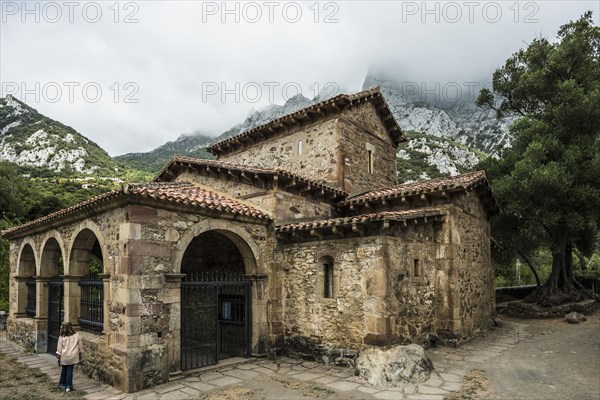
[59,364,74,390]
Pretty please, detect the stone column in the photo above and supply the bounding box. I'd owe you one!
[244,273,268,356]
[164,273,185,378]
[34,277,50,353]
[13,276,29,318]
[63,275,83,328]
[99,273,111,335]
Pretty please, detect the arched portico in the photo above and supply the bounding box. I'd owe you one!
[38,234,65,354]
[173,219,268,372]
[174,219,263,276]
[66,226,107,334]
[15,242,37,318]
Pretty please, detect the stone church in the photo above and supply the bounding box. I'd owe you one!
[2,87,497,392]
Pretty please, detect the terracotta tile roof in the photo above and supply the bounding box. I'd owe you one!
[2,189,123,238]
[341,171,489,206]
[154,155,348,201]
[207,86,404,156]
[124,182,270,219]
[276,209,445,232]
[2,182,270,239]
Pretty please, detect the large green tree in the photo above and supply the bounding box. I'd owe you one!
[477,12,600,305]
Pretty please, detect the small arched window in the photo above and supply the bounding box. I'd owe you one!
[413,259,420,277]
[320,256,335,298]
[297,140,303,155]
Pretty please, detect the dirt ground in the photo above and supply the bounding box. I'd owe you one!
[0,352,84,399]
[451,312,600,400]
[484,313,600,400]
[1,313,598,400]
[190,374,372,400]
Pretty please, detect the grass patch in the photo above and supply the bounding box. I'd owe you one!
[0,353,85,399]
[193,387,256,400]
[270,375,335,397]
[445,369,490,400]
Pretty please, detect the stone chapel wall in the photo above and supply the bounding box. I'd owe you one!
[218,118,341,189]
[448,192,495,338]
[175,172,335,221]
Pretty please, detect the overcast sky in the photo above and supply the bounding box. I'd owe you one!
[1,0,597,155]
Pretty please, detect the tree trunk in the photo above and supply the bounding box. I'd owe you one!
[546,243,565,294]
[519,252,541,287]
[565,242,574,281]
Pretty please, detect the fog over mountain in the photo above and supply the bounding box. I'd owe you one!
[1,1,594,155]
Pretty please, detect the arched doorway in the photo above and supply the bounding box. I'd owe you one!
[40,237,64,354]
[180,230,253,370]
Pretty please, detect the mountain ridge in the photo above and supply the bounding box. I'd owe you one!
[0,95,123,176]
[0,73,514,181]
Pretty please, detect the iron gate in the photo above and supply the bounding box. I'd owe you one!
[181,271,251,370]
[47,275,63,354]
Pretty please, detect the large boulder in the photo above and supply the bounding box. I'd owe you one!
[565,312,587,324]
[355,344,434,387]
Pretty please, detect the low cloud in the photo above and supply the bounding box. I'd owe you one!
[0,0,595,155]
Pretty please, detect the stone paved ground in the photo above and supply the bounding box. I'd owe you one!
[0,320,534,400]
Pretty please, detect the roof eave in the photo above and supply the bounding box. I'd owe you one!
[207,86,404,155]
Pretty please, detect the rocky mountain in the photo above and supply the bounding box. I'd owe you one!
[134,73,503,182]
[1,72,514,182]
[364,74,515,157]
[115,94,319,173]
[396,131,484,182]
[0,96,121,175]
[213,93,316,143]
[115,130,216,173]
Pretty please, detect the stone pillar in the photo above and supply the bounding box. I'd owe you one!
[33,276,50,353]
[63,275,83,327]
[164,273,185,378]
[100,273,111,335]
[364,267,392,346]
[245,273,268,356]
[13,276,28,318]
[35,277,50,319]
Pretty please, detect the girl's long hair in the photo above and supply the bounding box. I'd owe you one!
[60,322,76,337]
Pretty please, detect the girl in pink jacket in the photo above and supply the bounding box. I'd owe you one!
[56,322,83,392]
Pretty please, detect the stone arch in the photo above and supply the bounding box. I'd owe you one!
[175,218,267,371]
[67,221,108,276]
[17,240,37,277]
[66,223,108,333]
[39,231,66,277]
[174,219,262,275]
[15,241,37,317]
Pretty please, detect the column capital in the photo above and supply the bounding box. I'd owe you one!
[164,273,186,282]
[244,273,268,281]
[61,275,84,283]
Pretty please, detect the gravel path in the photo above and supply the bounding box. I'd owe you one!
[1,312,598,400]
[483,313,600,400]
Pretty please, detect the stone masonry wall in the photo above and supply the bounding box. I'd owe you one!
[218,102,398,195]
[251,190,334,222]
[385,224,441,345]
[449,193,495,338]
[336,117,397,195]
[279,236,394,366]
[175,171,335,221]
[219,118,341,189]
[176,171,262,198]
